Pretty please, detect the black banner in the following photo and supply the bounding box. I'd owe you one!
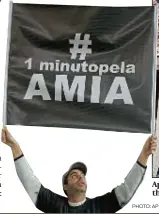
[4,3,156,133]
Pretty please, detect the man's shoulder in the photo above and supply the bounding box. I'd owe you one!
[38,184,67,201]
[86,189,119,207]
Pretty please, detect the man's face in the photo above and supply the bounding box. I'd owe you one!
[64,169,87,195]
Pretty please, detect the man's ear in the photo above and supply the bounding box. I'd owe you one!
[63,184,68,191]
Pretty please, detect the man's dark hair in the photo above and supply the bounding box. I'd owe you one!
[63,174,68,195]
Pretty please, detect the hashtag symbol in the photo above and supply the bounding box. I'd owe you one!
[69,33,92,60]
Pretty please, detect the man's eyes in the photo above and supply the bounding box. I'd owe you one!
[71,174,78,178]
[71,174,84,178]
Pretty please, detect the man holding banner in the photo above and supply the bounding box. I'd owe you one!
[1,1,158,211]
[1,127,157,213]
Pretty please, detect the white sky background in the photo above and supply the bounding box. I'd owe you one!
[0,0,159,213]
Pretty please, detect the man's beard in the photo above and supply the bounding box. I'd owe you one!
[74,186,86,193]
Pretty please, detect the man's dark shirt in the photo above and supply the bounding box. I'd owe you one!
[36,185,120,213]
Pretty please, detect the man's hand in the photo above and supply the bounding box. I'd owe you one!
[153,0,157,5]
[1,126,23,159]
[138,135,157,167]
[1,126,17,147]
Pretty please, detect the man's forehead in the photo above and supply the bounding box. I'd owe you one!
[69,169,84,175]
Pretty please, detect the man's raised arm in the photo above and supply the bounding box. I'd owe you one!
[1,127,41,204]
[115,135,157,209]
[93,135,157,213]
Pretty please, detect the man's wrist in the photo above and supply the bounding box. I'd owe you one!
[137,151,148,167]
[10,143,23,159]
[14,154,24,161]
[137,160,147,169]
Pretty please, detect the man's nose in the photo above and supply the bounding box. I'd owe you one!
[78,174,84,181]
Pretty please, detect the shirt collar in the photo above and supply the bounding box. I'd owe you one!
[68,198,86,207]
